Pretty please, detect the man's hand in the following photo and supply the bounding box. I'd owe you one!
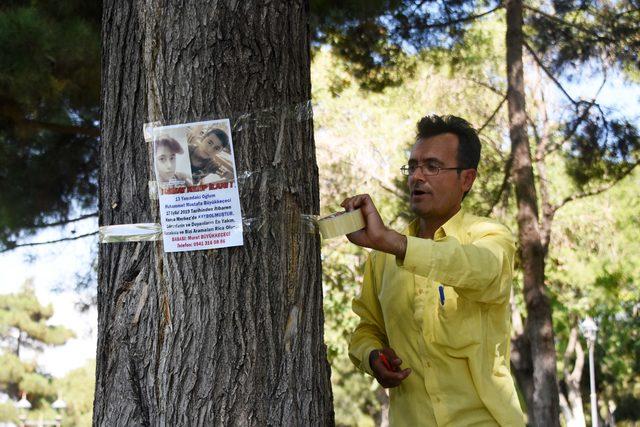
[369,348,412,388]
[340,194,407,258]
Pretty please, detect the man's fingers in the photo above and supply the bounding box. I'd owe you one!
[381,348,402,369]
[384,368,411,382]
[340,194,372,212]
[379,368,412,388]
[372,348,411,388]
[398,368,412,379]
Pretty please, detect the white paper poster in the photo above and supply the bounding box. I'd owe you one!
[150,119,243,252]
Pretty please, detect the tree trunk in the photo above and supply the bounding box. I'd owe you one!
[559,328,586,427]
[505,0,560,425]
[94,1,334,425]
[510,291,534,422]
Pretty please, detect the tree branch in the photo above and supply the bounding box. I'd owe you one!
[478,95,508,134]
[614,7,640,18]
[563,327,578,380]
[0,97,99,137]
[535,101,594,161]
[0,231,98,254]
[371,176,407,200]
[523,4,616,43]
[485,150,513,217]
[539,71,608,161]
[526,112,555,254]
[465,77,506,97]
[570,335,585,382]
[480,135,506,161]
[32,212,99,229]
[523,39,577,105]
[419,4,504,29]
[553,161,640,213]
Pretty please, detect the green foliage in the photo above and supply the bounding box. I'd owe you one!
[19,372,54,397]
[0,352,26,384]
[526,0,639,75]
[311,0,491,91]
[0,282,93,424]
[54,359,95,427]
[0,402,18,424]
[0,281,75,352]
[0,281,74,416]
[564,111,640,188]
[0,1,100,250]
[547,170,640,422]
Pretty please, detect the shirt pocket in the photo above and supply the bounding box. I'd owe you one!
[432,286,482,350]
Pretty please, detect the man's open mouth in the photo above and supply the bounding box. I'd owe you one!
[412,189,430,196]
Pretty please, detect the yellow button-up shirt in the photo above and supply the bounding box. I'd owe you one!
[349,209,525,426]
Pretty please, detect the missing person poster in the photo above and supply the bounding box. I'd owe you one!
[148,119,243,252]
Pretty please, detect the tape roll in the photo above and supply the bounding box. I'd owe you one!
[318,209,365,240]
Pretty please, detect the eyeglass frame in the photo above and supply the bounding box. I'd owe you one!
[400,162,465,177]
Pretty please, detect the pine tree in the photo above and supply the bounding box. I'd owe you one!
[0,1,101,250]
[0,280,74,405]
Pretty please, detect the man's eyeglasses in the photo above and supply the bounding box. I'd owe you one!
[400,163,463,176]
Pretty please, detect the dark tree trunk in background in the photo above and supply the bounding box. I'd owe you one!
[505,0,560,425]
[94,1,334,425]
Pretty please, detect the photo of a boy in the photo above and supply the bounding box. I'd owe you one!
[187,127,234,185]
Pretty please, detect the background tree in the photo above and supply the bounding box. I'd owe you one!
[95,1,332,425]
[0,280,75,422]
[547,170,640,425]
[0,1,101,251]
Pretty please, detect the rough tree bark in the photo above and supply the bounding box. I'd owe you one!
[505,0,560,425]
[94,1,334,425]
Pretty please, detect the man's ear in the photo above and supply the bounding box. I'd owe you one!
[461,169,477,192]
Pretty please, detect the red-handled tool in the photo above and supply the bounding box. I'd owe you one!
[378,352,394,371]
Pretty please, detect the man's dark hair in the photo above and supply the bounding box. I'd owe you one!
[416,114,481,170]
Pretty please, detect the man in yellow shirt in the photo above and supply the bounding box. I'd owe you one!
[342,114,525,426]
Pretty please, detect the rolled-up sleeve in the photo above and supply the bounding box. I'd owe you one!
[397,222,516,303]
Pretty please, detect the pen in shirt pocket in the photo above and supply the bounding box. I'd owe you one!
[438,285,445,306]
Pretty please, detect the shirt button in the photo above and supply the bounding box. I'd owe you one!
[426,361,432,368]
[435,397,441,403]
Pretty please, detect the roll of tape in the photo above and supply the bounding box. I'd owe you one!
[318,209,365,240]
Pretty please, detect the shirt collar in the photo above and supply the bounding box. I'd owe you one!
[406,208,465,239]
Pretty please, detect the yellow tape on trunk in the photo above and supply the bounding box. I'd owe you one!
[318,209,365,240]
